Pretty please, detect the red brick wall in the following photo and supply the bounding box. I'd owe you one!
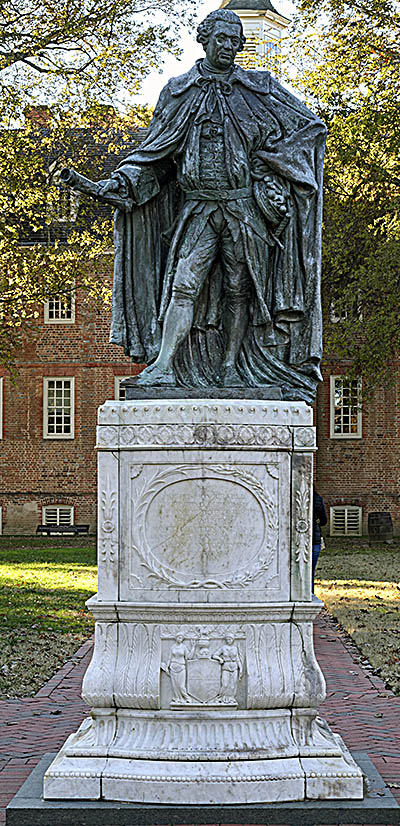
[0,288,142,534]
[1,289,399,536]
[315,366,400,535]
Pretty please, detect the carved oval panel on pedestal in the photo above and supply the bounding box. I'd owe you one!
[145,476,264,579]
[132,464,278,589]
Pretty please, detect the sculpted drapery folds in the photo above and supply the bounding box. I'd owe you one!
[99,10,326,401]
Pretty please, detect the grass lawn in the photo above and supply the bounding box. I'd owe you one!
[0,535,399,699]
[0,536,96,698]
[315,538,400,694]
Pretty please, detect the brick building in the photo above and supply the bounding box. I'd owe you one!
[0,287,142,534]
[1,296,398,536]
[1,2,398,537]
[315,367,400,537]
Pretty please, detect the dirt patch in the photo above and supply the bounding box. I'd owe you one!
[0,628,91,697]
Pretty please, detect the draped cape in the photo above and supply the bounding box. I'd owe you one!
[110,62,326,402]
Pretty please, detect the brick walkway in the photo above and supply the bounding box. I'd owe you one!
[1,611,400,824]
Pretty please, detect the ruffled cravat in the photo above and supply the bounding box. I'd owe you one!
[194,75,233,124]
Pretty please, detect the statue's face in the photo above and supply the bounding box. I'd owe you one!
[205,21,242,70]
[176,634,184,643]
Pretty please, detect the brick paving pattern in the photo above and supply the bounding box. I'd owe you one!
[1,610,400,823]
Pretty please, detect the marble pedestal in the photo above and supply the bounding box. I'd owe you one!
[43,399,363,803]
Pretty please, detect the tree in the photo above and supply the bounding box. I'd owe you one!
[0,0,194,371]
[284,0,400,390]
[0,0,196,111]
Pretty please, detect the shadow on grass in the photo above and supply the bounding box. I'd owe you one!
[0,581,96,633]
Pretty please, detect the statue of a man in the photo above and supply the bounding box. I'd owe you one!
[84,9,326,400]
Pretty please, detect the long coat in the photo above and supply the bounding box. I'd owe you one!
[110,62,327,400]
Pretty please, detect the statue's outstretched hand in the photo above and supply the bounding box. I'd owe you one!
[98,175,128,199]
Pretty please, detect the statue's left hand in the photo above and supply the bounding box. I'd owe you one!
[254,173,290,226]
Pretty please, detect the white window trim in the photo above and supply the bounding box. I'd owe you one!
[114,376,131,400]
[44,286,76,324]
[0,376,3,439]
[0,505,2,535]
[47,161,81,223]
[43,377,75,440]
[42,505,74,526]
[330,505,362,537]
[330,375,362,439]
[329,298,363,324]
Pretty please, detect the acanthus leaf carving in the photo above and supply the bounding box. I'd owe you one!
[246,623,294,709]
[114,623,161,709]
[295,474,310,564]
[81,622,117,706]
[99,475,118,565]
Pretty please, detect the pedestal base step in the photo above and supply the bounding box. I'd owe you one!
[8,752,399,826]
[43,731,363,804]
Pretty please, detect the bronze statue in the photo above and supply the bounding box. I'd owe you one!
[63,9,326,401]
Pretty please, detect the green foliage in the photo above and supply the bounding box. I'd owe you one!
[285,0,400,389]
[0,537,96,697]
[0,0,195,112]
[0,0,193,371]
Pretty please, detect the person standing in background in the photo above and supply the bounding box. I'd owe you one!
[312,488,328,594]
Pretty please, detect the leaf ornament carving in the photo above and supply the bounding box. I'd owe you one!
[100,476,117,565]
[295,474,310,564]
[114,623,161,708]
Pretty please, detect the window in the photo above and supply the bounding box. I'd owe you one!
[0,505,2,535]
[43,505,74,527]
[329,297,362,324]
[330,506,362,537]
[330,376,362,438]
[236,21,281,69]
[0,376,3,439]
[236,22,262,68]
[47,163,80,223]
[43,378,75,439]
[114,376,131,401]
[44,288,75,324]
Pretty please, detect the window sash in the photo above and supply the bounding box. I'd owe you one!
[43,378,75,439]
[114,376,131,401]
[330,375,362,438]
[44,286,75,324]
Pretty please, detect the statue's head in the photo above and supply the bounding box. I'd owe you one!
[225,633,234,644]
[176,633,184,643]
[197,9,246,71]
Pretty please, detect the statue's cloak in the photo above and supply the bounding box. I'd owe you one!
[110,62,326,401]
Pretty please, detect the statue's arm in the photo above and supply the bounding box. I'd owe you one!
[59,167,134,210]
[60,86,178,211]
[212,647,223,664]
[112,82,177,202]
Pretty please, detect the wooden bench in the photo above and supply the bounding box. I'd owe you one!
[36,524,90,536]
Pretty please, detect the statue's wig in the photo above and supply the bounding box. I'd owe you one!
[196,9,246,52]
